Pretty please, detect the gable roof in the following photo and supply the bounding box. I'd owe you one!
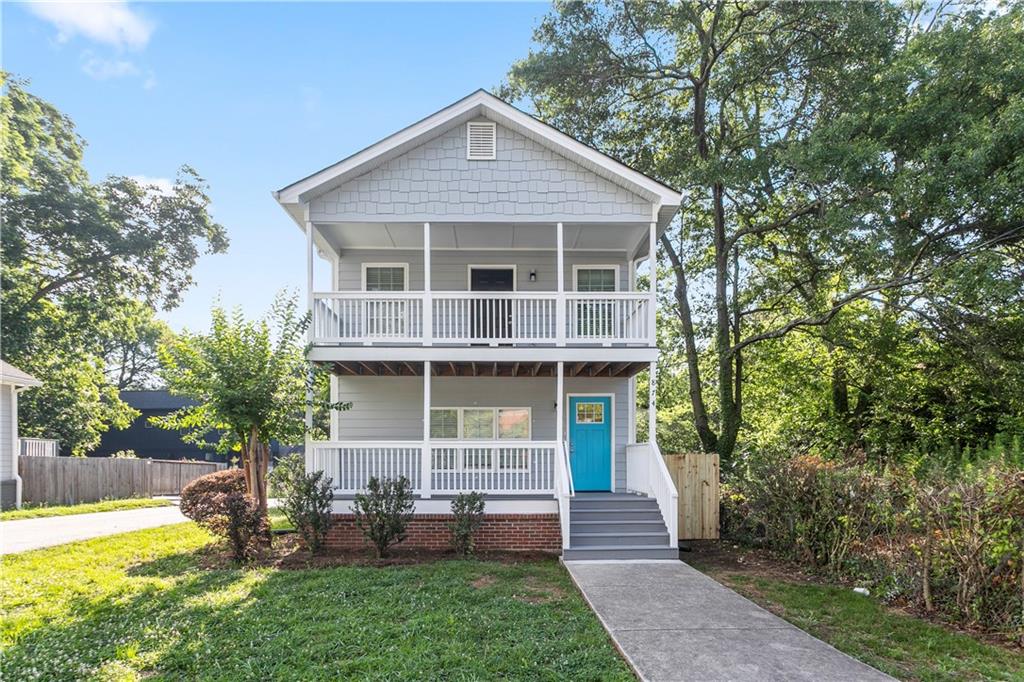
[0,360,42,388]
[274,90,681,230]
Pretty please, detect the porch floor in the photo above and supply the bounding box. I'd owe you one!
[564,561,894,682]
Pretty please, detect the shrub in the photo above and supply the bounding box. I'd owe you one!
[110,449,137,459]
[449,492,485,556]
[179,468,267,562]
[352,476,415,558]
[268,454,334,554]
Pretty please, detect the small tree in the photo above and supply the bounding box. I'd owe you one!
[449,492,485,556]
[268,453,334,554]
[155,293,346,517]
[352,476,415,558]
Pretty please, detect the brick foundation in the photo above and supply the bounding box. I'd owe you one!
[324,513,561,553]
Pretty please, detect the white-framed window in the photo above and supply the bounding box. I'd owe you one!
[362,263,408,292]
[573,265,619,292]
[429,407,532,441]
[572,266,619,337]
[575,401,605,424]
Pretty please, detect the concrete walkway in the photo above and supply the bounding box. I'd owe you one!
[565,560,894,682]
[0,506,188,555]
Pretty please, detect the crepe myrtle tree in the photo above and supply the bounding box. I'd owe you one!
[155,292,347,515]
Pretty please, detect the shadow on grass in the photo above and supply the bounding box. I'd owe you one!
[5,544,632,682]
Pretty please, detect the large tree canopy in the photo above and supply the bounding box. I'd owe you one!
[505,1,1024,463]
[1,73,228,453]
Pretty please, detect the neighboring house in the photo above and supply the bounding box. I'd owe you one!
[90,390,299,463]
[275,90,681,559]
[1,360,42,510]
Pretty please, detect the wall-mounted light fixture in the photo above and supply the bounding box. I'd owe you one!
[529,269,537,282]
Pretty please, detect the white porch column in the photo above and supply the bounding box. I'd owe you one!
[556,361,564,444]
[556,222,565,346]
[304,216,315,471]
[648,221,657,347]
[648,360,658,444]
[423,222,432,346]
[421,361,432,498]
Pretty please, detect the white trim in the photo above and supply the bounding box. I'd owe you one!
[429,406,533,441]
[361,262,409,292]
[572,264,620,293]
[467,264,518,291]
[566,392,616,493]
[308,345,659,364]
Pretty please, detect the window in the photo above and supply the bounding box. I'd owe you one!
[575,401,605,424]
[575,267,617,292]
[363,264,407,292]
[497,408,530,440]
[462,408,495,440]
[430,408,459,439]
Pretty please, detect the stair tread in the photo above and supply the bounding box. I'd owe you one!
[566,544,676,551]
[571,531,667,538]
[571,519,665,525]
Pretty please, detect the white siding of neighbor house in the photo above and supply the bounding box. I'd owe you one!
[0,385,14,481]
[330,375,631,492]
[310,119,653,223]
[337,249,629,292]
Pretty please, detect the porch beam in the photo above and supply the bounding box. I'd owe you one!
[402,361,419,376]
[513,361,520,377]
[531,361,543,376]
[449,361,457,377]
[357,361,379,376]
[591,362,610,377]
[334,362,358,376]
[571,361,586,377]
[380,362,398,376]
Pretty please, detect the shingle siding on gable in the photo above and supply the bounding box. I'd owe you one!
[310,122,654,222]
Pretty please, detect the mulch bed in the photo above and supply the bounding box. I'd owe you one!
[195,534,558,570]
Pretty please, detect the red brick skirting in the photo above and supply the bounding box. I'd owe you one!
[323,513,561,553]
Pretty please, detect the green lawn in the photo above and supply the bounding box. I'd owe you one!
[0,497,171,521]
[691,564,1024,682]
[0,523,631,681]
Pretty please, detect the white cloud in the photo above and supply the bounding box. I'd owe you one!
[27,1,153,50]
[81,52,139,79]
[129,175,175,196]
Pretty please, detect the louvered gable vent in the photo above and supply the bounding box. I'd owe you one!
[466,121,496,160]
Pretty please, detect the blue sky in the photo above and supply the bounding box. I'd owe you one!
[5,1,549,331]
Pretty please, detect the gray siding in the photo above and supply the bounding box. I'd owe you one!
[337,249,629,292]
[332,375,632,491]
[310,119,652,223]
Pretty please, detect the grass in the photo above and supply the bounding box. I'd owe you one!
[0,523,631,681]
[690,553,1024,682]
[0,497,171,521]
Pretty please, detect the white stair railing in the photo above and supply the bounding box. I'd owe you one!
[554,440,575,550]
[626,441,678,547]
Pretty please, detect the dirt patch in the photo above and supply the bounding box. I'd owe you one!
[471,575,497,589]
[191,536,558,570]
[514,575,567,604]
[686,540,818,585]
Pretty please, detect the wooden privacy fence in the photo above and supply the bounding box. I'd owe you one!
[19,457,226,505]
[663,452,720,540]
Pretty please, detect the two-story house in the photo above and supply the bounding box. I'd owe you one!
[275,91,680,559]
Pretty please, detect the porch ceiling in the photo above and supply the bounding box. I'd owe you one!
[323,360,648,378]
[314,221,652,257]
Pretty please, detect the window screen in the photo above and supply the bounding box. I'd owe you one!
[462,409,495,439]
[365,266,406,291]
[430,408,458,439]
[576,268,616,292]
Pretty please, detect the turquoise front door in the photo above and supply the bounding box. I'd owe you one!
[568,396,612,491]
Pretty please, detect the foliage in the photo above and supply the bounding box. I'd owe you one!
[351,476,415,558]
[449,492,485,556]
[0,73,225,454]
[0,497,169,521]
[727,450,1024,640]
[1,524,630,681]
[268,454,334,554]
[155,293,345,514]
[179,469,267,562]
[109,449,138,459]
[506,3,1024,464]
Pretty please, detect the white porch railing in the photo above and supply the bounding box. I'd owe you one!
[554,440,574,550]
[626,441,679,547]
[309,440,557,496]
[20,438,59,457]
[312,291,652,346]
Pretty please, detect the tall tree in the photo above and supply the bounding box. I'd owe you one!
[505,2,1023,462]
[155,293,343,514]
[1,73,227,453]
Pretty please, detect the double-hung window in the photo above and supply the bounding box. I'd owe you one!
[362,263,408,337]
[574,266,618,338]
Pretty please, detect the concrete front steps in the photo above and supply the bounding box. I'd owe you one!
[562,493,679,561]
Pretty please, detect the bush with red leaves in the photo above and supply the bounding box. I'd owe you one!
[180,468,268,562]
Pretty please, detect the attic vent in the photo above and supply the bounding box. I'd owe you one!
[467,121,496,160]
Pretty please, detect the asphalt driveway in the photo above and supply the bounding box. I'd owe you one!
[0,505,188,555]
[564,560,894,682]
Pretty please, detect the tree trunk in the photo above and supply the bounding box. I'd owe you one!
[247,427,269,516]
[714,182,740,461]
